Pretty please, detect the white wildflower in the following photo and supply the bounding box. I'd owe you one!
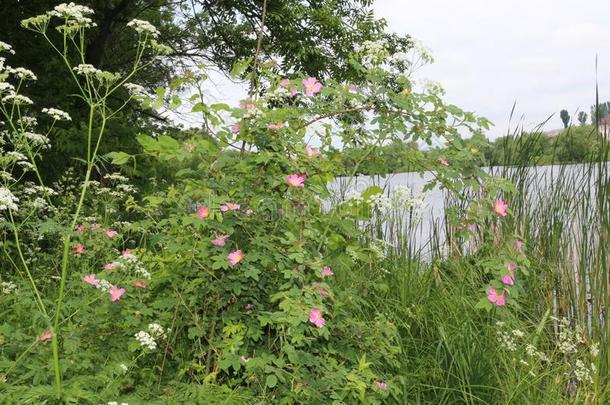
[2,93,33,105]
[0,82,15,94]
[0,41,15,55]
[48,3,95,26]
[42,107,71,121]
[96,279,112,292]
[119,363,128,373]
[574,359,593,384]
[1,281,17,294]
[10,67,37,81]
[0,187,19,211]
[24,132,50,146]
[127,19,159,38]
[148,323,167,339]
[123,83,147,96]
[590,343,599,358]
[134,330,157,350]
[73,64,101,76]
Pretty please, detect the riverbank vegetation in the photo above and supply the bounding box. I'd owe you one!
[0,3,608,404]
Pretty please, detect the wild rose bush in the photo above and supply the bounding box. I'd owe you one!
[0,3,522,403]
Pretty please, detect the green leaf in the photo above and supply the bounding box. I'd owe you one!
[265,374,277,388]
[106,151,132,165]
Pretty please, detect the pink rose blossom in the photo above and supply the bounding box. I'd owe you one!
[302,77,322,97]
[122,249,134,258]
[515,240,524,254]
[306,146,320,157]
[228,249,244,266]
[280,79,290,87]
[211,234,229,247]
[134,280,148,289]
[320,266,334,279]
[73,244,85,255]
[37,329,53,342]
[231,123,240,134]
[91,223,100,230]
[374,381,388,390]
[75,224,87,233]
[286,174,305,188]
[507,262,517,274]
[109,285,126,302]
[439,157,449,166]
[501,274,514,286]
[309,307,326,328]
[487,287,506,306]
[197,205,210,219]
[220,203,240,212]
[268,122,287,130]
[347,84,358,93]
[83,273,99,287]
[239,99,256,110]
[104,262,120,271]
[105,229,118,238]
[494,199,508,217]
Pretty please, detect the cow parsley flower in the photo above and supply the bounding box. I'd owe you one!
[42,107,71,121]
[124,83,147,96]
[127,19,159,38]
[0,82,15,94]
[0,188,19,211]
[48,2,95,26]
[73,64,101,76]
[2,93,33,105]
[0,41,15,55]
[24,132,50,147]
[10,67,37,81]
[1,281,17,294]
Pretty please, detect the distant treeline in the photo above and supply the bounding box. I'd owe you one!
[335,124,609,175]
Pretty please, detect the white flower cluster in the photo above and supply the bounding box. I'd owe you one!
[369,239,387,259]
[0,187,19,211]
[119,363,128,373]
[127,19,159,38]
[590,343,599,358]
[0,82,16,94]
[117,251,150,279]
[495,323,518,352]
[73,64,101,76]
[124,83,147,97]
[525,343,549,362]
[1,280,17,294]
[574,359,595,384]
[10,67,37,81]
[357,39,389,69]
[24,132,50,148]
[95,278,113,292]
[17,116,38,127]
[48,2,95,27]
[1,93,33,105]
[369,193,392,214]
[0,41,15,55]
[134,323,168,351]
[555,317,584,354]
[42,107,71,121]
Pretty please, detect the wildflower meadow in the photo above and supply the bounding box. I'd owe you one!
[0,2,608,404]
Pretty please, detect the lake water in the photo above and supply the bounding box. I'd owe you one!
[329,163,605,256]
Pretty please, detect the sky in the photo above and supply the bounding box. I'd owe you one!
[374,0,610,138]
[192,0,610,140]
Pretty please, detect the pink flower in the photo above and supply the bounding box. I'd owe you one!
[231,123,240,134]
[347,84,358,93]
[289,86,298,96]
[507,262,517,274]
[268,122,287,130]
[244,303,253,311]
[220,202,240,212]
[37,329,53,342]
[109,285,126,302]
[286,174,305,188]
[197,205,210,219]
[91,223,100,230]
[75,224,87,233]
[73,244,85,255]
[122,249,134,258]
[280,79,290,87]
[374,381,388,390]
[134,280,147,289]
[239,99,256,110]
[211,234,229,247]
[83,273,99,287]
[320,266,334,279]
[228,249,244,266]
[105,229,118,238]
[487,287,506,306]
[309,307,326,328]
[104,262,120,271]
[439,157,449,166]
[501,274,514,286]
[316,284,330,297]
[302,77,322,97]
[515,240,524,254]
[306,146,320,157]
[494,199,508,217]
